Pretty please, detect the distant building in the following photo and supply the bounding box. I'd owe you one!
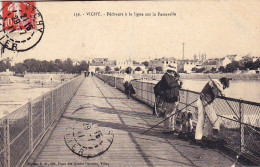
[202,59,218,71]
[217,55,237,68]
[148,57,177,72]
[89,58,116,73]
[177,60,203,73]
[91,58,108,64]
[116,59,145,73]
[133,64,146,73]
[184,61,200,73]
[240,55,260,63]
[89,63,105,73]
[194,54,206,62]
[116,59,133,70]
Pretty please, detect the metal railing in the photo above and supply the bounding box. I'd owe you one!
[0,75,84,167]
[96,74,260,164]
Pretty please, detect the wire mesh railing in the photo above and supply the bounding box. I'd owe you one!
[95,73,260,164]
[0,74,84,167]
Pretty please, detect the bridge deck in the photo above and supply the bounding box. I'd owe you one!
[26,77,240,167]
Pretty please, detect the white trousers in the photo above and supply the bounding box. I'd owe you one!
[195,98,221,140]
[163,102,178,132]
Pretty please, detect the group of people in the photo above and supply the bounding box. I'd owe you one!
[84,71,94,77]
[155,65,230,144]
[123,65,230,145]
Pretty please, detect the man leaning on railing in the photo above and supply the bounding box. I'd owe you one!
[195,77,230,145]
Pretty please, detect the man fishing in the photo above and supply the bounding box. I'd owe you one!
[159,64,182,133]
[195,77,230,144]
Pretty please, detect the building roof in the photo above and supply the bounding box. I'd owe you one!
[202,60,218,65]
[90,62,105,66]
[133,64,145,67]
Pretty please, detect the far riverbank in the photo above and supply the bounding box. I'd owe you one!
[129,73,260,81]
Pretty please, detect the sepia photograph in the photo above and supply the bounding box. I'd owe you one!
[0,1,259,167]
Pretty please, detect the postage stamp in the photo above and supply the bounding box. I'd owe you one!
[0,1,44,52]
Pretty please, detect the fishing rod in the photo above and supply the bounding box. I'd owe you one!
[209,76,260,134]
[208,76,260,166]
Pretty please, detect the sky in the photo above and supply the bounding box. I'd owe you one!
[1,0,260,63]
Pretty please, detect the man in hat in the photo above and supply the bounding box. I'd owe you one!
[195,77,230,143]
[160,64,182,133]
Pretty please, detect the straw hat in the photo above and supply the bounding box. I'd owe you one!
[166,64,177,72]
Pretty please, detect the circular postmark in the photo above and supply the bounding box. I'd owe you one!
[64,122,114,158]
[0,2,44,52]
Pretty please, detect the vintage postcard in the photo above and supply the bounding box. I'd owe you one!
[0,1,259,167]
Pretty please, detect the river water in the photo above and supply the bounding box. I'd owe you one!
[118,74,260,103]
[181,79,260,103]
[143,77,260,103]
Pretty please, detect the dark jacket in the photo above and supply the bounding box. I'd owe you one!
[160,72,180,103]
[200,80,221,104]
[154,80,163,97]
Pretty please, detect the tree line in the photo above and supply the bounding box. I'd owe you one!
[190,60,260,73]
[218,60,260,73]
[141,59,260,73]
[0,58,89,74]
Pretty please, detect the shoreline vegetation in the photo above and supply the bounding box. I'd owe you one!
[120,73,260,81]
[180,73,260,80]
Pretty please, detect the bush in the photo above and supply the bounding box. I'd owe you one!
[135,67,142,71]
[125,67,132,74]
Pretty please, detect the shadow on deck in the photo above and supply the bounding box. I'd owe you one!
[25,77,253,167]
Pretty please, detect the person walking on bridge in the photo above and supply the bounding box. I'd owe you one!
[195,77,230,143]
[160,64,182,133]
[123,69,134,99]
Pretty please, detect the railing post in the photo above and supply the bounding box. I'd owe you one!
[28,99,34,153]
[141,82,143,100]
[239,99,245,152]
[51,90,54,121]
[148,83,150,105]
[146,83,149,103]
[42,93,46,131]
[114,76,117,88]
[186,90,189,112]
[4,118,10,167]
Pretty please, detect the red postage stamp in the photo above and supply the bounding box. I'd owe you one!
[2,2,36,31]
[0,1,44,52]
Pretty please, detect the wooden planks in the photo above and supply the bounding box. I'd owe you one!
[26,77,239,167]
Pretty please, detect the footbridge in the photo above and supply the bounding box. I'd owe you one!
[0,74,259,167]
